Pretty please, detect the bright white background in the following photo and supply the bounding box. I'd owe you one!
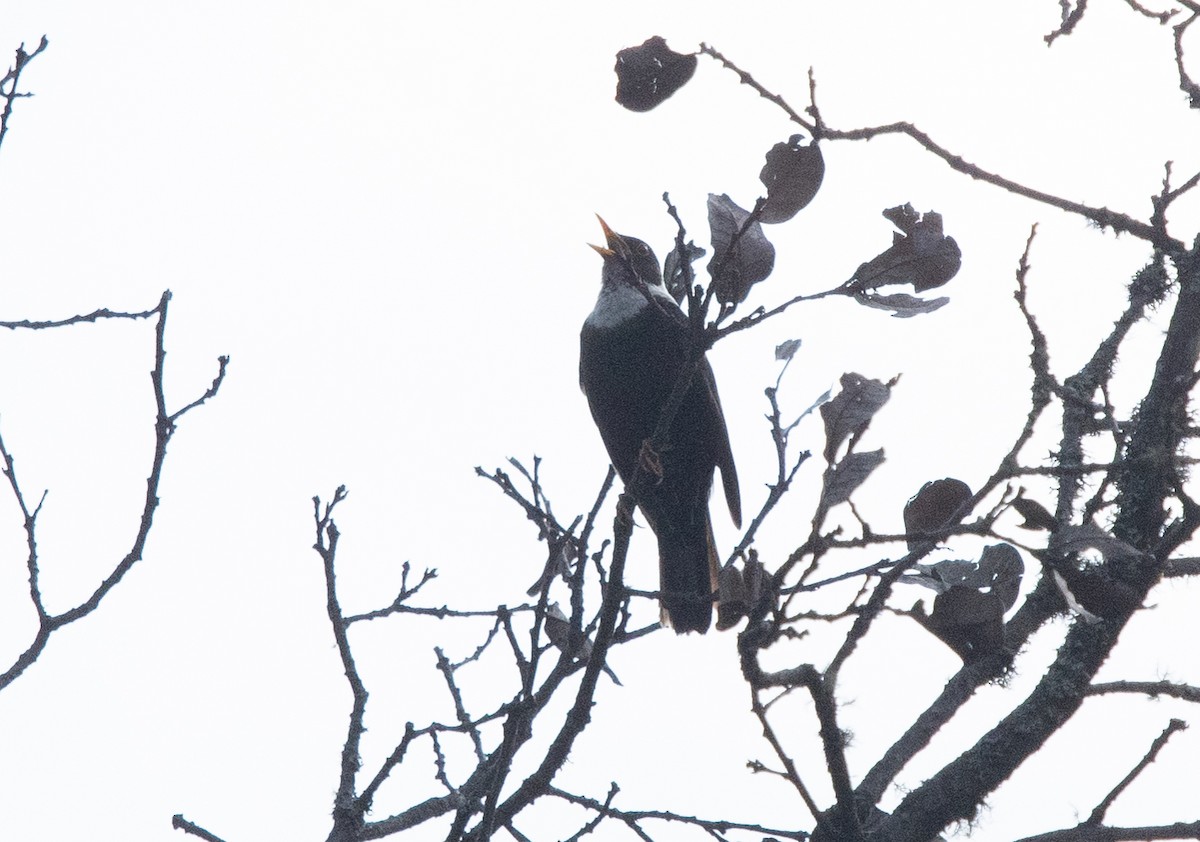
[0,2,1198,840]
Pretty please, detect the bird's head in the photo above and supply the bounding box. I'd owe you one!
[590,215,663,292]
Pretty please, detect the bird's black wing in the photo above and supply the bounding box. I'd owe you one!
[658,300,742,529]
[700,359,741,528]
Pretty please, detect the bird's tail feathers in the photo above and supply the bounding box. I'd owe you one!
[658,513,719,634]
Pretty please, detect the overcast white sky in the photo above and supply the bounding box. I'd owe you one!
[1,2,1199,840]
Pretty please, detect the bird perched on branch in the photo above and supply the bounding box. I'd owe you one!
[579,217,741,633]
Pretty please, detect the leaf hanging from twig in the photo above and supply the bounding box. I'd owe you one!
[663,239,706,304]
[844,205,961,317]
[1012,495,1058,531]
[758,134,824,224]
[707,193,776,305]
[921,586,1006,663]
[614,36,697,112]
[853,291,950,318]
[819,372,892,463]
[820,448,885,508]
[903,478,972,549]
[775,338,802,362]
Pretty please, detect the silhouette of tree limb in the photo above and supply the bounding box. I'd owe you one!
[0,36,47,152]
[1,291,228,691]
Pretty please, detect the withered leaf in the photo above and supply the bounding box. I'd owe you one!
[852,290,949,318]
[977,543,1025,611]
[544,603,622,684]
[1050,564,1141,620]
[821,448,885,508]
[900,544,1024,612]
[1049,522,1142,564]
[707,193,775,305]
[614,36,697,112]
[1012,496,1058,531]
[923,586,1005,663]
[903,478,972,549]
[663,239,706,304]
[849,204,961,294]
[820,373,892,463]
[775,338,802,362]
[758,135,824,224]
[715,565,747,631]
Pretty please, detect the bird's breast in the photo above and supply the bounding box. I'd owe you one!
[584,282,651,330]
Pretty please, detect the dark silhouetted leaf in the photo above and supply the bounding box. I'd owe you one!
[526,540,572,595]
[663,239,706,304]
[901,559,976,593]
[745,557,775,625]
[614,36,697,112]
[900,544,1024,611]
[849,204,962,294]
[903,478,972,549]
[775,338,802,362]
[923,585,1005,662]
[821,448,885,508]
[1049,571,1101,624]
[759,135,824,224]
[853,291,950,318]
[1049,522,1142,564]
[707,193,775,305]
[977,543,1025,610]
[1044,523,1143,620]
[715,557,774,630]
[743,557,769,605]
[1050,565,1141,621]
[715,565,747,631]
[820,373,892,462]
[1012,496,1057,531]
[544,603,622,684]
[544,603,574,653]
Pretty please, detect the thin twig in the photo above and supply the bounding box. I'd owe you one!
[1087,679,1200,702]
[1,292,228,691]
[1085,719,1187,824]
[313,486,371,834]
[0,36,48,152]
[547,784,808,840]
[171,815,228,842]
[700,43,1183,252]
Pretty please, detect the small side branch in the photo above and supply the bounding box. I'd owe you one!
[546,784,809,841]
[465,489,634,840]
[171,814,229,842]
[313,487,370,838]
[0,36,48,152]
[1174,13,1200,107]
[1,292,228,691]
[1087,679,1200,702]
[1085,719,1188,825]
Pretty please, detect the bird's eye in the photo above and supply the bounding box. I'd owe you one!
[639,243,650,255]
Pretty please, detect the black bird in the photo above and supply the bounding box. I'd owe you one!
[579,217,741,633]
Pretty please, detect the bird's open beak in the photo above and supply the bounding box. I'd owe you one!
[589,215,627,259]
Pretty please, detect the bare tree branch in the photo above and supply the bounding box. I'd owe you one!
[1,291,228,691]
[0,36,47,152]
[1088,679,1200,701]
[171,814,230,842]
[699,43,1184,252]
[1086,719,1188,825]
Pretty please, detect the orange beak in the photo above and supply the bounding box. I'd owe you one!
[588,214,625,258]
